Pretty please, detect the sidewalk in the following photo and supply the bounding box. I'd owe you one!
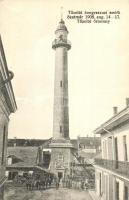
[88,190,101,200]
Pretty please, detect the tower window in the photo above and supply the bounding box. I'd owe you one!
[60,126,62,133]
[60,81,62,87]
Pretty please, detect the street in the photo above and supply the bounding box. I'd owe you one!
[5,184,92,200]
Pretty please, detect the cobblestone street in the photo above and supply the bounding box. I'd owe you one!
[5,184,92,200]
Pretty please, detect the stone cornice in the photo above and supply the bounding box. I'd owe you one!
[94,107,129,135]
[0,36,17,114]
[49,141,74,148]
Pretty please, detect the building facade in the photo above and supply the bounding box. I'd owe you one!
[94,100,129,200]
[49,19,75,180]
[0,36,17,199]
[78,136,101,164]
[6,146,49,180]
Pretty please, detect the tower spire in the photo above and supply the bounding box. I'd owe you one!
[60,6,63,20]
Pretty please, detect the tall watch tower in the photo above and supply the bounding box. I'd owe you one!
[49,19,74,179]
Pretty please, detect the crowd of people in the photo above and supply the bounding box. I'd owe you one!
[13,172,54,190]
[12,172,94,191]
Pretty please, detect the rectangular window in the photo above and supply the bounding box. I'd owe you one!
[115,137,118,160]
[123,135,128,161]
[102,141,104,158]
[99,173,101,196]
[105,175,108,200]
[60,81,62,87]
[2,126,6,165]
[124,186,129,200]
[60,126,62,133]
[108,136,112,160]
[115,137,118,168]
[104,140,108,159]
[116,182,119,200]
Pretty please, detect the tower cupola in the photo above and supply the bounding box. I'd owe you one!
[52,19,71,50]
[55,19,68,33]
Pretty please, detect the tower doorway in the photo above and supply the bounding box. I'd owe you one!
[58,172,63,181]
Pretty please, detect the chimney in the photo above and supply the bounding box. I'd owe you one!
[113,106,118,115]
[126,98,129,107]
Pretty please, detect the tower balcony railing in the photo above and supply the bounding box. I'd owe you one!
[95,158,129,179]
[52,39,71,50]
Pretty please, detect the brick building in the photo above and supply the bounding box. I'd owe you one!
[0,36,17,199]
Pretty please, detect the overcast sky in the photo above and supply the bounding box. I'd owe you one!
[0,0,129,139]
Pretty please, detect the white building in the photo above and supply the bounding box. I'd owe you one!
[94,99,129,200]
[0,36,17,200]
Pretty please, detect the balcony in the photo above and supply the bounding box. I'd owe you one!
[52,39,71,50]
[95,158,129,179]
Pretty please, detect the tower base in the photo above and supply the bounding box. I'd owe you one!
[49,139,74,180]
